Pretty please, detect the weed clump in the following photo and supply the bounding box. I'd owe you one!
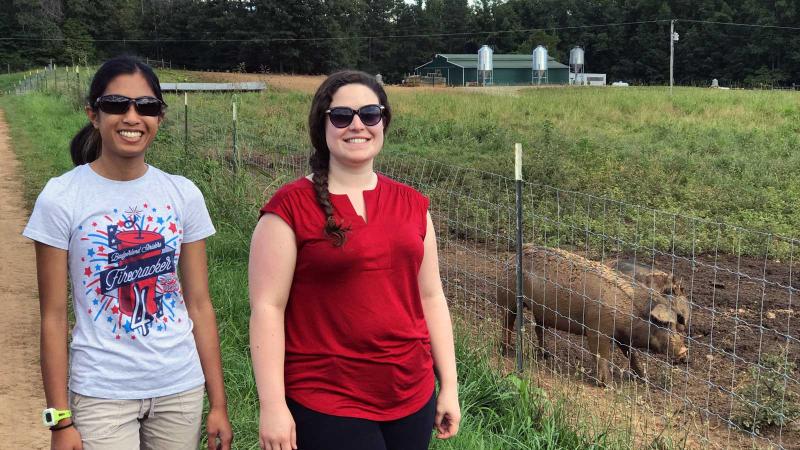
[732,347,800,435]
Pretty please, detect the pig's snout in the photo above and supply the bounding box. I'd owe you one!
[668,336,689,362]
[674,345,688,362]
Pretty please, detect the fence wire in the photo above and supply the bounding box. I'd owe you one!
[15,69,800,449]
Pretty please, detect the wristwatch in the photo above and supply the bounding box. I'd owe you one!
[42,408,72,427]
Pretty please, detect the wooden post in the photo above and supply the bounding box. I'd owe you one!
[514,143,524,373]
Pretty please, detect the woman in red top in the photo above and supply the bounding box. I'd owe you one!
[249,71,460,450]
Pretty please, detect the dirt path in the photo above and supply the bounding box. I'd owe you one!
[0,109,49,448]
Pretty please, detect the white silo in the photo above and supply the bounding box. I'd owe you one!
[532,45,548,85]
[478,45,494,86]
[569,46,585,85]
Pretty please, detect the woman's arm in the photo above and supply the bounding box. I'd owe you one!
[249,214,298,450]
[35,242,83,449]
[418,212,461,439]
[180,240,233,450]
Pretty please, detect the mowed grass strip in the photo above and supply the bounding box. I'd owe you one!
[2,89,631,448]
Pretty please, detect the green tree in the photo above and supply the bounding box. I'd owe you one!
[62,18,95,66]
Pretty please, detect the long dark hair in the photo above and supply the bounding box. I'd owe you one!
[308,70,392,247]
[70,56,164,166]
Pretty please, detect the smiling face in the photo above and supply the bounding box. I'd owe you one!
[325,83,385,170]
[87,71,162,162]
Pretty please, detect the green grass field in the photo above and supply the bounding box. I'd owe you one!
[1,83,643,448]
[0,71,29,94]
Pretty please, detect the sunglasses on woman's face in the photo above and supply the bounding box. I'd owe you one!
[325,104,385,128]
[94,95,166,117]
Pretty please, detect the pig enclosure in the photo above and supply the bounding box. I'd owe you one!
[379,153,799,449]
[248,150,798,449]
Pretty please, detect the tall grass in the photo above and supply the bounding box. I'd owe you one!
[0,71,29,95]
[2,90,640,448]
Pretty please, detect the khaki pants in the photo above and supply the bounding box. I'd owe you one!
[70,385,204,450]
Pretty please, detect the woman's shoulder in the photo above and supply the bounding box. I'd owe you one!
[260,177,315,219]
[272,176,315,199]
[378,174,428,202]
[38,165,88,198]
[146,166,207,197]
[147,165,193,186]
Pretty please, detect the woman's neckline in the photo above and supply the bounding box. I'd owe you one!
[86,163,151,184]
[303,172,381,196]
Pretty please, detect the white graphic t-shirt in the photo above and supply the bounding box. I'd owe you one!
[24,164,215,399]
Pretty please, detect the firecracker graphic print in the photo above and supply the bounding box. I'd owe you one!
[79,202,183,339]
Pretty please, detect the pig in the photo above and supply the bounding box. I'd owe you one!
[498,245,688,386]
[604,258,691,333]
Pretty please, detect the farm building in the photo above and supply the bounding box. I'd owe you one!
[414,53,570,86]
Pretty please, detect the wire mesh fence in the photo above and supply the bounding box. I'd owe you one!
[226,118,800,450]
[14,70,800,449]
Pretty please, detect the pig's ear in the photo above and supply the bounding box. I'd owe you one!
[650,303,677,326]
[674,278,684,295]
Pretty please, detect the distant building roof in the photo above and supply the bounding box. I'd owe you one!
[436,54,569,70]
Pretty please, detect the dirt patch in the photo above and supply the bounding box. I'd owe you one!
[439,240,799,449]
[0,109,49,448]
[194,71,326,94]
[192,71,527,96]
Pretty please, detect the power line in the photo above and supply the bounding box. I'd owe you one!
[678,19,800,31]
[0,20,670,43]
[0,18,792,44]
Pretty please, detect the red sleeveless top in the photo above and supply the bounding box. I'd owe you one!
[260,174,435,420]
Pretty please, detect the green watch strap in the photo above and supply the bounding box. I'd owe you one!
[53,409,72,423]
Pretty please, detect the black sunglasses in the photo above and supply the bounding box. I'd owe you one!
[94,95,167,117]
[325,104,385,128]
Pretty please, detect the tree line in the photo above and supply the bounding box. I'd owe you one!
[2,0,799,86]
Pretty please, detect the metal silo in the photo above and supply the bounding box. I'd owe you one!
[532,45,548,85]
[569,46,585,85]
[478,45,494,86]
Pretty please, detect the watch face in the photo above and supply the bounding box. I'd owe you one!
[43,410,54,426]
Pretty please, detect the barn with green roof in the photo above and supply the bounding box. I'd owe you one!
[414,53,570,86]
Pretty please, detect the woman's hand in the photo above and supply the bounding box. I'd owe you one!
[51,423,83,450]
[259,402,297,450]
[206,406,233,450]
[434,387,461,439]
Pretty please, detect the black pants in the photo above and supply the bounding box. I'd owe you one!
[286,392,436,450]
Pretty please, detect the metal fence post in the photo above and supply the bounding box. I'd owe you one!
[514,143,525,373]
[76,66,81,102]
[232,100,239,172]
[184,92,189,155]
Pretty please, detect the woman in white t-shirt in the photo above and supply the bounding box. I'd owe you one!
[24,56,232,450]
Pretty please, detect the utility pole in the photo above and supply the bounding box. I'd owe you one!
[670,20,679,95]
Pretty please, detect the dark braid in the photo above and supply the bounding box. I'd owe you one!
[308,70,391,247]
[310,154,349,246]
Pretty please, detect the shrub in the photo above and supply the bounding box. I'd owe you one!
[732,347,800,435]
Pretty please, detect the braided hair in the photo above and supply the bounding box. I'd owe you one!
[307,71,391,246]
